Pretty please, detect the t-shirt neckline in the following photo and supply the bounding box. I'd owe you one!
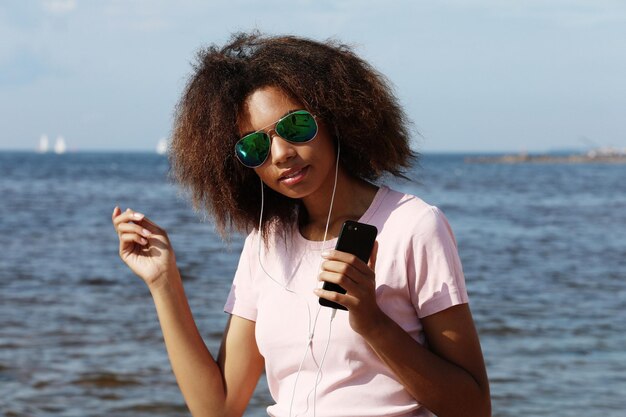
[294,185,389,250]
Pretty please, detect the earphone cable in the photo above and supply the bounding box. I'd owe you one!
[256,140,342,417]
[313,308,337,417]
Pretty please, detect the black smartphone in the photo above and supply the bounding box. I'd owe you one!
[319,220,378,310]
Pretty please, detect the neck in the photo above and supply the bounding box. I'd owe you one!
[300,168,378,241]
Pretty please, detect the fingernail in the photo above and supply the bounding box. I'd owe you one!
[133,212,144,220]
[142,229,151,237]
[321,250,331,258]
[140,238,148,245]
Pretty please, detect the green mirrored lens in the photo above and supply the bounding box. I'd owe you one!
[275,110,317,142]
[235,132,270,167]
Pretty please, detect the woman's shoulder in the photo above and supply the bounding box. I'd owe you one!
[370,186,453,240]
[372,185,440,221]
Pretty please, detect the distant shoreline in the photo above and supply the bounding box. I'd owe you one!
[2,149,626,164]
[466,151,626,164]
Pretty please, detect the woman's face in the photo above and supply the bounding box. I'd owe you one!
[238,86,337,202]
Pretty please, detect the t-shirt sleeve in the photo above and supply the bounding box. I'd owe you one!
[407,206,469,318]
[223,232,259,321]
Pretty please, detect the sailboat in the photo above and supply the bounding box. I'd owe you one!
[156,138,168,155]
[37,134,49,153]
[54,136,67,154]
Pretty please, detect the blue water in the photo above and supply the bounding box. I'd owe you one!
[0,152,625,416]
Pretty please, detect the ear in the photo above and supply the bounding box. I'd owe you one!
[368,240,378,271]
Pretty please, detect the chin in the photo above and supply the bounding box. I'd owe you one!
[276,185,311,200]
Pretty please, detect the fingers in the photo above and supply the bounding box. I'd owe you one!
[318,271,358,296]
[318,254,376,295]
[119,231,149,247]
[135,214,165,235]
[320,259,368,283]
[314,286,355,308]
[368,241,378,270]
[321,249,374,276]
[112,206,121,222]
[316,245,379,310]
[112,207,145,232]
[112,207,164,234]
[117,222,153,239]
[318,267,373,294]
[112,207,167,253]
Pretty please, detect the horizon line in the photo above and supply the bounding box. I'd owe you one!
[0,147,594,155]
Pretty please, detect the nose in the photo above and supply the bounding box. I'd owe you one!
[269,130,296,164]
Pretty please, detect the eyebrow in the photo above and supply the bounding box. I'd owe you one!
[240,109,299,137]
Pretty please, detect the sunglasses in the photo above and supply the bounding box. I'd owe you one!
[234,109,318,168]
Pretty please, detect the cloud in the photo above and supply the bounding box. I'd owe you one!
[42,0,77,15]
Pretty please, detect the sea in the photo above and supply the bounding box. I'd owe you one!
[0,151,624,417]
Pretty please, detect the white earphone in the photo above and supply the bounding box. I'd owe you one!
[256,140,341,417]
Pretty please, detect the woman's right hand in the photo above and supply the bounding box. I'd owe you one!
[112,206,178,290]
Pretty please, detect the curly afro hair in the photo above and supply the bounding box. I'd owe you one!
[169,32,417,239]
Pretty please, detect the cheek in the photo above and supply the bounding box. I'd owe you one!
[253,166,272,184]
[314,135,338,167]
[314,124,337,159]
[253,165,286,195]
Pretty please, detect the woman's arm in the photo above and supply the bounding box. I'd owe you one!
[360,304,490,417]
[112,207,264,417]
[315,247,490,417]
[151,273,264,417]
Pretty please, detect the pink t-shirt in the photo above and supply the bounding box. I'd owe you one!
[224,186,469,417]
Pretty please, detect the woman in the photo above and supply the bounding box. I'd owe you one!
[112,33,490,417]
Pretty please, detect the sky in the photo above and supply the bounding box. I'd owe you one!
[1,0,625,153]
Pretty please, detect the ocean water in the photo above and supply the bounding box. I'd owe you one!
[0,151,624,416]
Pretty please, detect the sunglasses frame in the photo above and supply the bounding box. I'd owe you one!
[234,109,318,168]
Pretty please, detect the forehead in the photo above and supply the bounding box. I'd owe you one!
[238,86,303,133]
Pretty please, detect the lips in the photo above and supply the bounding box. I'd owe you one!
[278,166,309,185]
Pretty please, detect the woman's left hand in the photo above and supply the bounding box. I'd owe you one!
[314,241,385,336]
